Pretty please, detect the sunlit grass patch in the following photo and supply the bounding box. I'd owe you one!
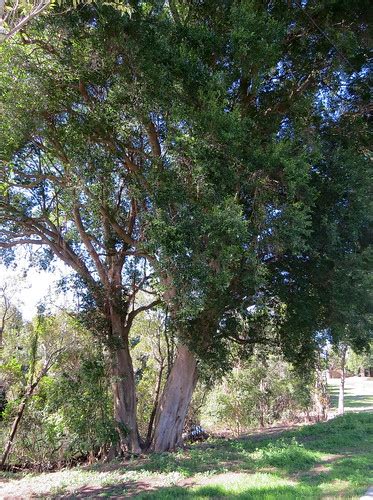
[136,472,315,499]
[251,437,321,472]
[328,377,373,413]
[295,412,373,453]
[191,472,311,499]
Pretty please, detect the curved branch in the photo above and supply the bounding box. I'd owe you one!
[127,299,161,330]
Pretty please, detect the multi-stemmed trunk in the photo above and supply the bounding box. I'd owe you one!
[109,325,198,454]
[106,288,199,454]
[150,298,220,452]
[152,344,198,452]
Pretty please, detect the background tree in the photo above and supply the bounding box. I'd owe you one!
[0,6,168,451]
[0,310,117,466]
[346,345,373,377]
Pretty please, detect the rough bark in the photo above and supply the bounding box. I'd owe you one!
[109,312,141,454]
[152,344,198,452]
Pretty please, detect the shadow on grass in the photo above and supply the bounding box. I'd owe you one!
[298,451,372,493]
[135,484,316,499]
[328,384,373,410]
[74,413,372,499]
[130,414,371,474]
[61,480,150,499]
[63,483,316,499]
[344,396,373,409]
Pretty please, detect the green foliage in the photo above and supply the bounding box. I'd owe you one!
[254,437,319,472]
[46,355,116,455]
[0,312,117,464]
[202,354,314,434]
[346,345,373,375]
[0,0,371,373]
[0,0,371,460]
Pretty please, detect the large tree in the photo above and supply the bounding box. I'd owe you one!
[1,0,371,452]
[0,2,251,452]
[0,16,162,450]
[145,0,372,448]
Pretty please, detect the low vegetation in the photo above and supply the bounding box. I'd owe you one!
[0,309,329,468]
[1,412,372,498]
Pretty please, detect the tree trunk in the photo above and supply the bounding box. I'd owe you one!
[0,381,37,467]
[152,344,198,452]
[338,345,347,415]
[109,312,141,454]
[259,378,266,428]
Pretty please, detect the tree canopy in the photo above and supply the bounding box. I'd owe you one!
[0,0,372,453]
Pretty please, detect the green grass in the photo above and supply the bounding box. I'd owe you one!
[1,412,372,498]
[135,474,315,499]
[328,377,373,412]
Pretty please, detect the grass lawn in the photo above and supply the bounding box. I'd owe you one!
[328,376,373,413]
[1,412,372,498]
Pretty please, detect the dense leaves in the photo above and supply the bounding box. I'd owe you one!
[0,0,371,455]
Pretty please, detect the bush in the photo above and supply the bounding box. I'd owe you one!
[201,355,314,434]
[0,313,117,466]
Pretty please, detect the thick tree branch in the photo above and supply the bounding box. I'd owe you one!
[73,204,109,288]
[145,120,162,157]
[1,0,51,41]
